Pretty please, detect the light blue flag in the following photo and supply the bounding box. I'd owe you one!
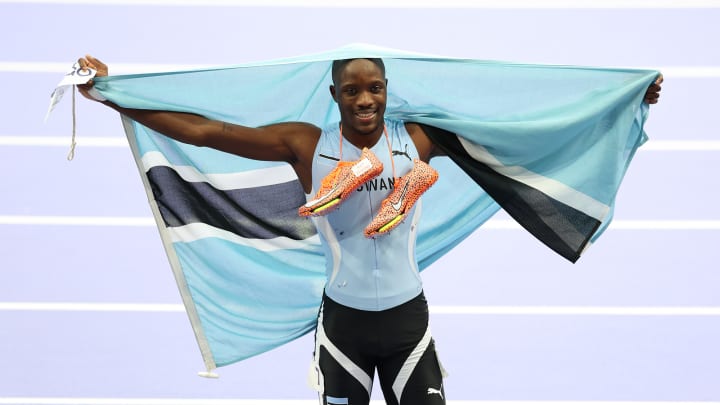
[91,44,659,372]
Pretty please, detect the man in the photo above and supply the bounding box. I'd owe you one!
[77,55,662,405]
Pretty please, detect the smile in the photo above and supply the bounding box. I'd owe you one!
[355,111,376,121]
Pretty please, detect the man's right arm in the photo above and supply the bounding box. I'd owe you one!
[77,55,321,190]
[99,103,318,164]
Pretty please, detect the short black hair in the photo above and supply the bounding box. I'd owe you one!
[331,58,386,85]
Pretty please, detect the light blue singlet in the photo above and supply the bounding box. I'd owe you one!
[308,119,424,311]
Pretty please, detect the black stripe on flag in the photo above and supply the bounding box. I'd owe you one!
[422,124,600,263]
[147,166,316,241]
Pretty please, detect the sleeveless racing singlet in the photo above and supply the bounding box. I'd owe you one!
[308,119,424,311]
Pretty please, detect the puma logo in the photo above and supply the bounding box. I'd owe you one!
[392,144,412,161]
[427,386,443,400]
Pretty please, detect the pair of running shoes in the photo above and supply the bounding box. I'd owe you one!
[298,148,439,238]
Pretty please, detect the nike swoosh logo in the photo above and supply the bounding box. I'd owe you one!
[391,181,410,211]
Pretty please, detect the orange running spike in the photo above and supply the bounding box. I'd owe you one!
[364,159,438,238]
[299,147,383,217]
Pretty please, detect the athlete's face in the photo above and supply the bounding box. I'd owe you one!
[330,59,388,142]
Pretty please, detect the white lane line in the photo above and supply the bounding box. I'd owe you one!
[2,0,720,8]
[1,217,720,230]
[483,220,720,230]
[429,306,720,316]
[0,216,155,226]
[0,302,184,312]
[0,400,319,405]
[3,137,720,152]
[1,400,712,405]
[606,220,720,230]
[1,217,720,229]
[0,62,215,74]
[1,62,720,77]
[650,66,720,77]
[641,140,720,151]
[2,302,720,316]
[0,136,127,147]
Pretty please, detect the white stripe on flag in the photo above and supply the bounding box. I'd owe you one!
[456,138,610,221]
[141,151,298,189]
[167,222,321,251]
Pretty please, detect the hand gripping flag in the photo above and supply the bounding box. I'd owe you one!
[89,44,659,373]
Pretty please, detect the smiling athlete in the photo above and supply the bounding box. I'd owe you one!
[78,55,662,405]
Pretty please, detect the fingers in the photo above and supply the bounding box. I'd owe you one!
[76,54,111,102]
[76,56,95,92]
[86,55,104,66]
[643,73,663,104]
[77,54,108,76]
[85,55,103,70]
[644,89,660,104]
[644,91,660,104]
[86,54,108,75]
[648,74,663,92]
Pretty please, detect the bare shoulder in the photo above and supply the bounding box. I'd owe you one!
[269,121,321,160]
[204,119,321,163]
[251,120,320,154]
[404,122,441,162]
[263,121,320,193]
[263,120,320,164]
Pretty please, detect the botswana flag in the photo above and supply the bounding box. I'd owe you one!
[93,44,659,372]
